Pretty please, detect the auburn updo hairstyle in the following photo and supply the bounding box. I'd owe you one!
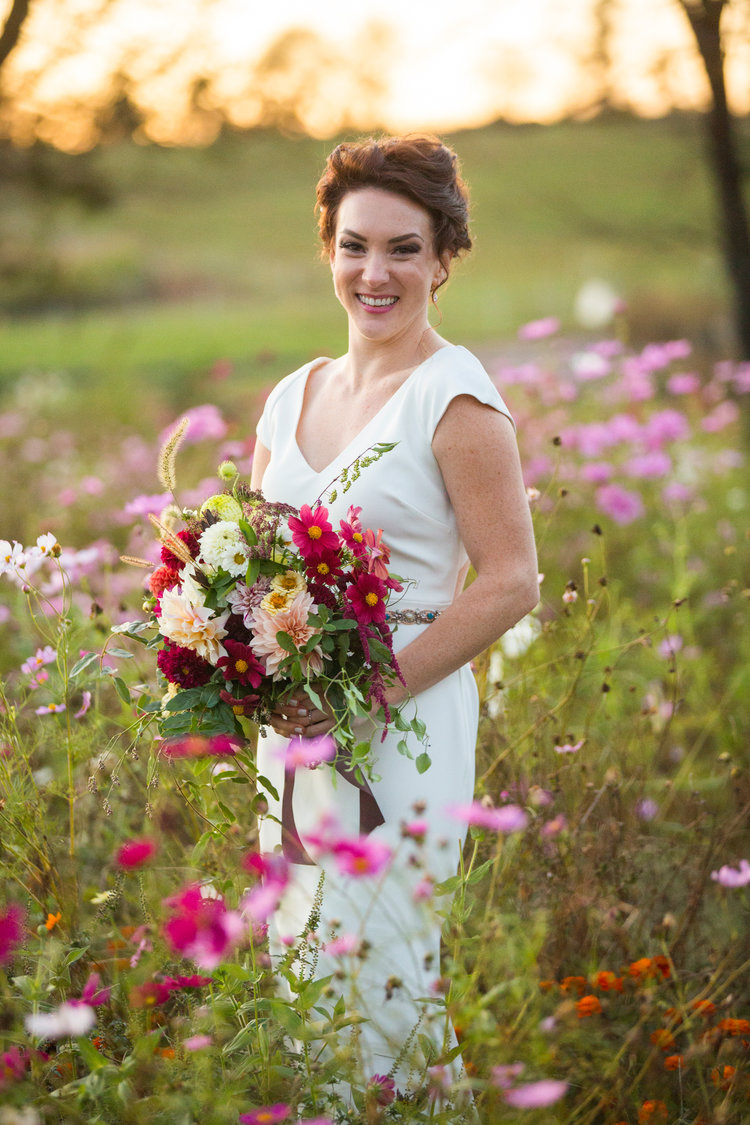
[315,135,472,281]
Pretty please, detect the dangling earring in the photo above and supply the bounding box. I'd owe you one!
[430,288,443,328]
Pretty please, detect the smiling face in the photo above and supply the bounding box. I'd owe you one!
[330,187,447,344]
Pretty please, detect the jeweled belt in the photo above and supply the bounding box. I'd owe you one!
[384,607,442,624]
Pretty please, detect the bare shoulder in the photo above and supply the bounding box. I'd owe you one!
[432,394,518,464]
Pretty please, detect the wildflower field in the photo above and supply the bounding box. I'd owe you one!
[1,304,748,1124]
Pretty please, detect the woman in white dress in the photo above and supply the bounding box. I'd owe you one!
[250,136,539,1101]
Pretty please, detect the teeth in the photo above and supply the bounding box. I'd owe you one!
[358,295,397,307]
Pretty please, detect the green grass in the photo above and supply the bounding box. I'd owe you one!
[0,114,740,404]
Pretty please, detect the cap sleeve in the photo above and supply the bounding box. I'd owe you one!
[416,346,515,441]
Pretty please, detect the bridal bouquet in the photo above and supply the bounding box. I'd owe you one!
[121,421,426,776]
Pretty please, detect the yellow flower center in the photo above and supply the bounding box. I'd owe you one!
[352,532,363,543]
[233,552,246,565]
[235,659,248,673]
[232,704,245,715]
[307,525,322,540]
[365,592,379,607]
[317,562,330,575]
[278,574,299,590]
[268,592,287,609]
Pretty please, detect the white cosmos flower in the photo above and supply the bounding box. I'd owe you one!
[25,1002,96,1039]
[157,586,228,663]
[199,521,249,577]
[500,614,541,659]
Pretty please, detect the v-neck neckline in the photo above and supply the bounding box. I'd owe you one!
[293,345,455,476]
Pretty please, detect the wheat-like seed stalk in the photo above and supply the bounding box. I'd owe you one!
[158,417,190,492]
[148,513,195,566]
[120,555,155,569]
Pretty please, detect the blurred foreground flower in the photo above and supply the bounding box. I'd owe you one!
[162,733,239,759]
[25,1003,96,1039]
[518,316,560,341]
[163,884,245,970]
[0,905,25,964]
[504,1078,568,1108]
[449,801,528,833]
[116,837,158,868]
[239,1106,290,1125]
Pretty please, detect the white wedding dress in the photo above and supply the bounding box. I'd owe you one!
[254,345,513,1095]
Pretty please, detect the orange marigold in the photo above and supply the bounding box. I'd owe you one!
[157,1047,176,1059]
[638,1099,668,1123]
[717,1017,750,1036]
[593,970,624,992]
[576,994,603,1018]
[711,1064,736,1089]
[650,1028,676,1051]
[538,980,557,992]
[652,955,671,979]
[664,1054,683,1071]
[561,975,588,995]
[628,957,654,979]
[690,999,716,1019]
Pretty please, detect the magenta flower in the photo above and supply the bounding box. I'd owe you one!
[162,974,214,990]
[0,904,25,964]
[163,884,245,970]
[449,801,528,833]
[344,571,388,626]
[238,1105,291,1125]
[161,404,227,446]
[595,483,644,525]
[184,1034,212,1050]
[72,972,110,1008]
[339,505,366,557]
[162,733,239,759]
[554,740,583,755]
[277,735,336,771]
[624,450,672,479]
[241,852,290,922]
[366,1073,396,1106]
[667,372,700,395]
[325,933,360,956]
[0,1045,28,1085]
[491,1062,525,1088]
[116,837,158,868]
[74,691,92,719]
[288,504,339,560]
[331,835,393,878]
[517,316,560,341]
[503,1079,567,1108]
[711,859,750,887]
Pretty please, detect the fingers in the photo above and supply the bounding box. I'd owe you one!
[268,697,335,739]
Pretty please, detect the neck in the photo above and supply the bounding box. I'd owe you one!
[344,324,443,390]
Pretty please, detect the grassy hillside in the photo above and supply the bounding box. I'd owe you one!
[0,114,738,412]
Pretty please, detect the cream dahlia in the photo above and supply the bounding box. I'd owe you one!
[199,521,250,577]
[157,586,229,663]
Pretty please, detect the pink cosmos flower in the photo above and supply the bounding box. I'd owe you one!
[0,904,25,964]
[184,1034,212,1050]
[35,702,66,715]
[161,404,227,446]
[339,505,366,558]
[250,590,323,679]
[711,859,750,887]
[491,1062,525,1088]
[518,316,560,341]
[624,450,672,479]
[345,571,388,626]
[163,884,245,970]
[124,492,172,518]
[0,1045,28,1085]
[580,461,614,484]
[595,483,644,525]
[332,835,393,878]
[116,837,158,868]
[238,1105,291,1125]
[20,646,56,675]
[449,801,528,833]
[503,1079,568,1108]
[74,691,92,719]
[554,740,583,754]
[662,481,694,504]
[278,735,336,771]
[362,527,391,580]
[241,852,290,922]
[643,408,690,448]
[667,372,700,395]
[541,814,567,838]
[366,1074,396,1106]
[325,933,360,956]
[702,400,739,432]
[288,504,339,560]
[71,972,110,1008]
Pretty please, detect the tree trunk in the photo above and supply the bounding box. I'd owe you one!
[680,0,750,360]
[0,0,31,74]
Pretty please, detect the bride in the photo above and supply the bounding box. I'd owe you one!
[250,135,539,1100]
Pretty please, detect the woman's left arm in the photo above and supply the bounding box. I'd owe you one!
[384,394,540,704]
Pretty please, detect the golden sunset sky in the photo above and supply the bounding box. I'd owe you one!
[3,0,750,149]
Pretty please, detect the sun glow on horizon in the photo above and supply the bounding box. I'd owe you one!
[1,0,749,150]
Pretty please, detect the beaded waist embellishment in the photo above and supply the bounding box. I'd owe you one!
[384,608,442,625]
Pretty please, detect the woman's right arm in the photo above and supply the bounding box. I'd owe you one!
[250,440,271,490]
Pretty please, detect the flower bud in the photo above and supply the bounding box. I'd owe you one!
[218,460,238,482]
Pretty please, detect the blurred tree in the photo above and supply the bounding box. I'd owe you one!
[0,0,30,74]
[676,0,750,360]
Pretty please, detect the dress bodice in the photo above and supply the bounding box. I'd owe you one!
[256,344,513,612]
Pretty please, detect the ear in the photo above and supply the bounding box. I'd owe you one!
[434,253,450,289]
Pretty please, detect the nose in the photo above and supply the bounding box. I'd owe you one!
[361,251,389,287]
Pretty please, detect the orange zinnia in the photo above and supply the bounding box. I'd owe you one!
[561,975,587,995]
[652,955,671,979]
[650,1028,676,1050]
[628,957,653,979]
[638,1100,668,1123]
[593,970,623,992]
[576,994,602,1018]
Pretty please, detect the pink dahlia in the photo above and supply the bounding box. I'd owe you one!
[345,572,388,626]
[157,641,213,688]
[250,589,323,678]
[217,639,265,688]
[288,504,339,560]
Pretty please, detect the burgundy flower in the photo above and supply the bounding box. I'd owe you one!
[157,641,213,689]
[367,1074,396,1106]
[219,688,261,718]
[345,572,388,626]
[305,550,345,585]
[216,640,265,688]
[160,529,200,571]
[130,979,172,1008]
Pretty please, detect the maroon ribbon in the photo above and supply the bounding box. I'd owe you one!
[281,754,385,866]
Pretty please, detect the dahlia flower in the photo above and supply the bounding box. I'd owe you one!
[250,589,322,678]
[157,586,228,663]
[199,520,250,576]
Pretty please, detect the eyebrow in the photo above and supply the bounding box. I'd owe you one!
[340,229,424,244]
